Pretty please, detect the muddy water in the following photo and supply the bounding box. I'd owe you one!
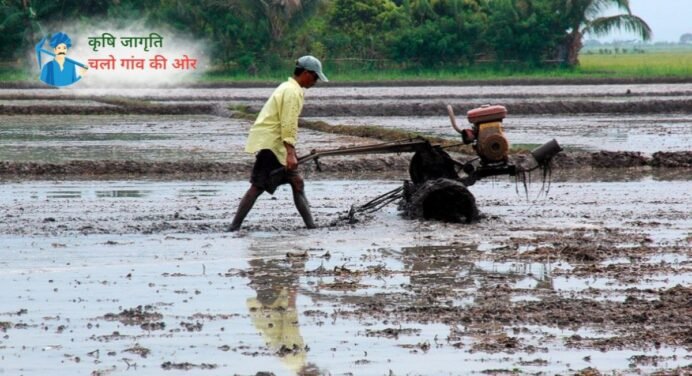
[1,110,687,172]
[0,115,237,162]
[304,114,692,153]
[0,84,690,374]
[2,84,689,157]
[2,84,691,120]
[0,178,689,375]
[0,115,377,163]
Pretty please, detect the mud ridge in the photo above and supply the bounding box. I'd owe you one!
[2,91,690,102]
[0,157,411,176]
[295,99,692,117]
[0,151,689,176]
[0,160,251,175]
[550,150,692,169]
[0,103,215,115]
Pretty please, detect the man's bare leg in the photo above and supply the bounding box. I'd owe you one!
[289,176,316,229]
[228,185,264,231]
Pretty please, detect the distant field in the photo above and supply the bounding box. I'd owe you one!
[202,65,582,83]
[579,50,692,77]
[2,50,690,83]
[202,49,692,82]
[201,52,692,82]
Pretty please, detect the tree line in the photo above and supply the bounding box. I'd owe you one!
[1,0,651,72]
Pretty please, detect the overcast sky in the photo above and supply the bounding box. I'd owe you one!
[589,0,691,42]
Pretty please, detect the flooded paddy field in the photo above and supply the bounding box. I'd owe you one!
[0,115,378,164]
[0,176,690,375]
[2,83,690,158]
[3,85,692,122]
[303,114,692,153]
[0,83,690,375]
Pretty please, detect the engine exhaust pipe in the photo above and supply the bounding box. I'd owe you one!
[531,139,562,166]
[446,105,465,135]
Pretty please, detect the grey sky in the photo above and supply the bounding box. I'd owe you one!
[590,0,691,42]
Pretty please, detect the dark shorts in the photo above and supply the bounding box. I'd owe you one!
[250,149,298,194]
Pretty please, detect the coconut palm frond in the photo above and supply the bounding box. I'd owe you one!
[586,14,652,40]
[585,0,632,20]
[584,0,610,19]
[611,0,633,13]
[562,0,650,66]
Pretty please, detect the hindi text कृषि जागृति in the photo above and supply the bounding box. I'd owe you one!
[88,32,163,52]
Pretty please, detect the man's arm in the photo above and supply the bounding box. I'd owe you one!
[279,88,303,170]
[285,142,298,171]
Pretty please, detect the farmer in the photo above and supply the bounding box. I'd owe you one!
[228,55,328,231]
[39,32,86,87]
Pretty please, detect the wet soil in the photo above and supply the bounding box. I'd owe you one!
[304,113,692,154]
[553,150,692,168]
[298,99,692,117]
[0,150,688,176]
[2,84,690,173]
[0,178,689,375]
[0,84,690,375]
[2,83,691,116]
[0,114,388,165]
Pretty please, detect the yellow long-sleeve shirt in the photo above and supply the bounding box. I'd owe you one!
[245,77,304,165]
[247,288,306,373]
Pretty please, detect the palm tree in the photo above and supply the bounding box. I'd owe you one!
[561,0,652,65]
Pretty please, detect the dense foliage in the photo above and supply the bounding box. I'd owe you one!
[0,0,651,71]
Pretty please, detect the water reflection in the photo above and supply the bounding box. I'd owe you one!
[246,242,316,375]
[402,244,553,288]
[96,190,150,198]
[46,191,81,199]
[401,245,476,291]
[302,243,555,310]
[473,260,554,290]
[178,189,220,197]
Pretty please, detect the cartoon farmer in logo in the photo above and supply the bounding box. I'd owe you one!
[36,32,87,87]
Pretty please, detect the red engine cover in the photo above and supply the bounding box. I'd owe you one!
[467,105,507,124]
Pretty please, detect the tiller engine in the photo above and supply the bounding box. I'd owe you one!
[294,105,563,223]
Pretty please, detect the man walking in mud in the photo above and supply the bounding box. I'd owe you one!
[228,55,328,231]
